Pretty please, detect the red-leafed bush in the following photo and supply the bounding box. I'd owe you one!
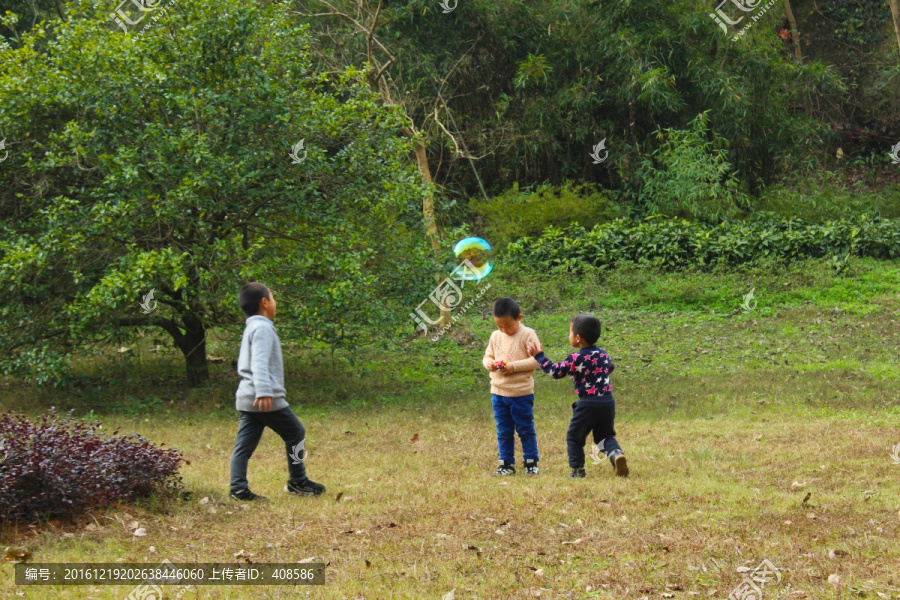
[0,408,187,522]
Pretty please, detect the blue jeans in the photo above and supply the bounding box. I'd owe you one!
[230,407,308,494]
[491,393,539,464]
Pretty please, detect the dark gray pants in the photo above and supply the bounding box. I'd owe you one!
[230,407,307,494]
[566,398,621,469]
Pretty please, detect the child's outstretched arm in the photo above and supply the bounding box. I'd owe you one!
[526,339,576,379]
[502,329,541,374]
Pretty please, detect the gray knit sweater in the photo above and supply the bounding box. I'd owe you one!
[235,315,289,412]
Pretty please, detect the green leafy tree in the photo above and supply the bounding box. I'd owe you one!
[0,0,436,386]
[638,112,750,219]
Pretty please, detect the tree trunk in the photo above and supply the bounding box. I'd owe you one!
[181,314,208,387]
[163,313,209,387]
[303,0,453,331]
[889,0,900,57]
[412,141,451,328]
[783,0,803,61]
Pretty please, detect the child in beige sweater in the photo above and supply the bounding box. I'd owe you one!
[482,297,543,476]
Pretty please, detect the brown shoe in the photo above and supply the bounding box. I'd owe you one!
[614,455,629,477]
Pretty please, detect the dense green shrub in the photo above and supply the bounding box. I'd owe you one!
[470,180,626,249]
[757,173,900,222]
[637,112,751,220]
[505,215,900,273]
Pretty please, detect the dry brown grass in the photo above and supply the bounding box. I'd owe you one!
[1,373,899,599]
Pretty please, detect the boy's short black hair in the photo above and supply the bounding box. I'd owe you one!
[492,297,521,319]
[570,314,601,345]
[239,282,272,317]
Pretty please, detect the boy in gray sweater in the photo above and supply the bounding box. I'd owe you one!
[229,282,325,500]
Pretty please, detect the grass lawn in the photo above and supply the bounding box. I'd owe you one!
[1,258,899,599]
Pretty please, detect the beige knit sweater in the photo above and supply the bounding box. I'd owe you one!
[482,325,541,397]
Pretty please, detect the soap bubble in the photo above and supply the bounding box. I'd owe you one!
[453,237,494,281]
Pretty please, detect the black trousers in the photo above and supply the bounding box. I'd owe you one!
[230,407,307,493]
[566,398,622,469]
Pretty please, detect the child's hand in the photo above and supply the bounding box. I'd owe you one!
[527,340,542,356]
[498,362,515,375]
[254,396,274,412]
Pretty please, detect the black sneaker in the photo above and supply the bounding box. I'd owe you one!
[230,489,267,501]
[524,459,539,475]
[568,467,586,479]
[285,478,326,496]
[493,462,515,476]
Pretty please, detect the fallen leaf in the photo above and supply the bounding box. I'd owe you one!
[828,574,840,586]
[61,533,75,539]
[534,568,544,577]
[199,497,210,505]
[666,583,683,590]
[737,566,752,573]
[828,549,848,559]
[365,559,371,568]
[442,590,455,600]
[335,492,344,502]
[125,520,139,531]
[148,546,156,553]
[495,529,505,535]
[562,539,583,545]
[806,513,818,520]
[791,481,806,488]
[133,528,147,537]
[802,492,812,504]
[411,433,419,443]
[663,594,675,599]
